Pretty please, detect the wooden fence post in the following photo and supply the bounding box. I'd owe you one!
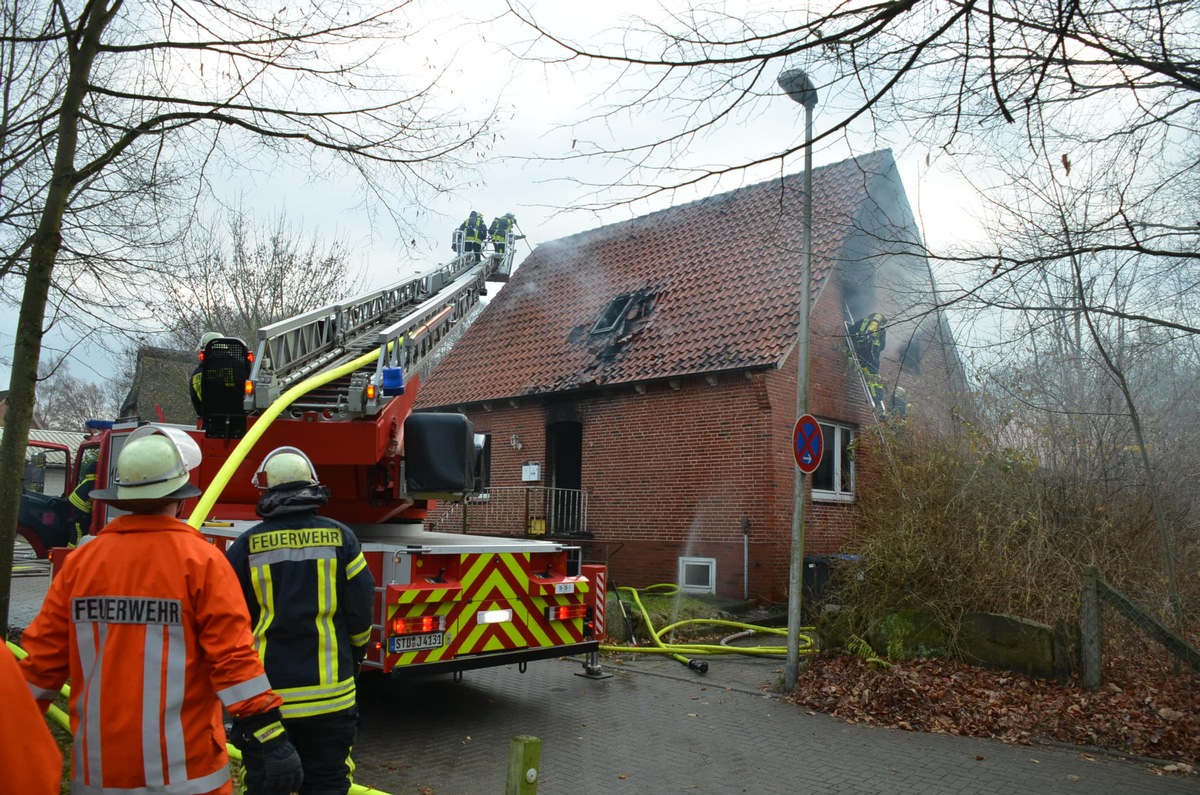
[506,735,541,795]
[1080,565,1101,691]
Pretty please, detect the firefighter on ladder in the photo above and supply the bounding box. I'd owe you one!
[18,426,304,795]
[457,211,488,262]
[226,446,375,795]
[190,330,223,418]
[488,212,519,255]
[850,313,887,408]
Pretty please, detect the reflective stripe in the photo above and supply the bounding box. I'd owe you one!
[72,763,230,795]
[274,676,355,703]
[76,621,106,785]
[345,552,367,579]
[216,672,272,707]
[142,626,164,788]
[163,623,188,785]
[69,474,96,511]
[349,627,371,646]
[317,558,336,684]
[249,545,336,566]
[279,688,357,720]
[250,564,275,662]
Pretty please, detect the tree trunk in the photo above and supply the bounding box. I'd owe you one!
[0,0,108,630]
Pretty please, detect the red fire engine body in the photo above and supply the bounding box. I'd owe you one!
[63,243,606,677]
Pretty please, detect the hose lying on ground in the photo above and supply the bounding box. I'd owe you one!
[598,583,819,673]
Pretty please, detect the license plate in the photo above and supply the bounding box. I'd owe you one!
[555,582,575,594]
[389,632,444,653]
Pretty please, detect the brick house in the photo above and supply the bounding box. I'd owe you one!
[416,150,963,602]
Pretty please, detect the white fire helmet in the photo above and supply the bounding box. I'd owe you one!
[253,446,319,490]
[90,425,203,507]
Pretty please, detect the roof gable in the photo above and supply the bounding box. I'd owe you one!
[418,149,903,407]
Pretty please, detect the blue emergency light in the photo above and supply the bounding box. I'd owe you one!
[382,366,405,396]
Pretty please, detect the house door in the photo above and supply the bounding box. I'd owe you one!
[545,420,582,535]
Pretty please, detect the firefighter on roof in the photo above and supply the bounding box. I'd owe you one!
[190,330,223,417]
[19,425,303,795]
[226,446,375,795]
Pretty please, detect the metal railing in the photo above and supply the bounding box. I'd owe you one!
[429,486,589,537]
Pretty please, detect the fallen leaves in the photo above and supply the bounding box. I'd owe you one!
[787,649,1200,764]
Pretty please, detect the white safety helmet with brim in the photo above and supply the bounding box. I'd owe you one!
[196,330,223,354]
[91,425,203,509]
[252,446,319,490]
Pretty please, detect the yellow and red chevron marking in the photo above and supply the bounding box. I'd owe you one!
[385,552,587,670]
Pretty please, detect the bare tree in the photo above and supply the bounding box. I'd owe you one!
[508,1,1199,331]
[32,356,116,432]
[0,0,493,627]
[159,209,364,349]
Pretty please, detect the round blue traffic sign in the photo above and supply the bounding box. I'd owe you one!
[793,414,823,474]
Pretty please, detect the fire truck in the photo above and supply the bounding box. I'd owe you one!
[62,236,606,678]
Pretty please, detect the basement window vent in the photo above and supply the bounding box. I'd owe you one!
[678,557,716,595]
[591,293,635,335]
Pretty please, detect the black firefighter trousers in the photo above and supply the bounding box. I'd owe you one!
[248,707,358,795]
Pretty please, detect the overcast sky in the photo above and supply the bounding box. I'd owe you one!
[0,0,985,393]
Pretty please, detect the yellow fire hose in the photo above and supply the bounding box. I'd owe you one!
[599,584,819,670]
[188,342,393,529]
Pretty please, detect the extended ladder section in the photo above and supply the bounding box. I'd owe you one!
[245,252,496,417]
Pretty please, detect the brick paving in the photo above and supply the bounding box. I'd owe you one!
[10,570,1197,794]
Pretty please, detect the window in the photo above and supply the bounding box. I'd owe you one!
[678,557,716,594]
[591,294,634,334]
[900,333,923,373]
[811,422,855,500]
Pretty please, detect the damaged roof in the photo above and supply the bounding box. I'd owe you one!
[418,149,900,407]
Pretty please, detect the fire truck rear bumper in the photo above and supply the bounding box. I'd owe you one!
[383,640,599,680]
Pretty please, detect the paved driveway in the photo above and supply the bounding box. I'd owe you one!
[352,653,1196,795]
[10,570,1196,794]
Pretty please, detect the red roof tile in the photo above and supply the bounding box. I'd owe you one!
[418,150,899,407]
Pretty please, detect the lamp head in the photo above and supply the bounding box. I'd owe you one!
[778,68,819,110]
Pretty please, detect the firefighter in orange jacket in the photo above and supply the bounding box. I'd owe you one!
[1,645,61,795]
[19,425,304,795]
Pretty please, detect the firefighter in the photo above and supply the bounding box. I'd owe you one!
[19,426,304,795]
[849,312,887,375]
[458,211,487,263]
[1,647,61,795]
[488,212,519,255]
[191,330,223,417]
[67,454,97,547]
[226,446,375,795]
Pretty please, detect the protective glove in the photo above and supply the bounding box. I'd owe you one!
[230,709,303,795]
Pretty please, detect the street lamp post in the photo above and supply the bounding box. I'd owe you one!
[778,68,818,691]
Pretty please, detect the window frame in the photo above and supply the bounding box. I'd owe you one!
[677,556,717,595]
[810,421,856,502]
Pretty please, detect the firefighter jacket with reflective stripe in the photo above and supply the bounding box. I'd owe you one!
[226,486,376,721]
[460,213,487,244]
[489,215,514,243]
[68,463,96,546]
[19,513,282,795]
[190,362,204,416]
[1,646,61,795]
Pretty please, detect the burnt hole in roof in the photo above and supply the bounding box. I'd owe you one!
[591,293,636,335]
